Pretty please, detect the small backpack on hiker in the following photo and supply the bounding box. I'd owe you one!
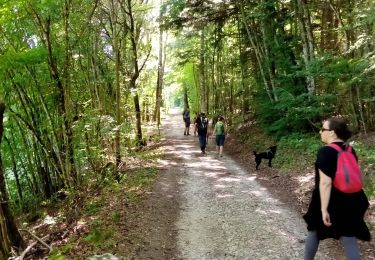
[328,143,363,193]
[198,115,208,132]
[183,110,190,122]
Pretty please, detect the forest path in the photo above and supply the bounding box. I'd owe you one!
[155,109,332,260]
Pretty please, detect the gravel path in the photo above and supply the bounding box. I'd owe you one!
[161,109,333,260]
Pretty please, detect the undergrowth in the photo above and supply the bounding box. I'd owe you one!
[47,146,162,259]
[233,122,375,198]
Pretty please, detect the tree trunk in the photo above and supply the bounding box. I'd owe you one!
[153,5,165,126]
[110,0,122,168]
[125,0,147,146]
[183,85,189,110]
[0,101,25,258]
[199,29,207,113]
[296,0,316,95]
[63,0,77,185]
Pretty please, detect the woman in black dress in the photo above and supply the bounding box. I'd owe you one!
[303,117,370,260]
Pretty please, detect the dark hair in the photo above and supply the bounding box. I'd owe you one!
[326,117,352,141]
[219,116,224,121]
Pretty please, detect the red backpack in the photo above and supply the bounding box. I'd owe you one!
[328,143,363,193]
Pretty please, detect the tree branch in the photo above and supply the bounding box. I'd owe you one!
[19,229,51,252]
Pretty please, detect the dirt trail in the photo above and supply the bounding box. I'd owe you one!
[124,109,338,259]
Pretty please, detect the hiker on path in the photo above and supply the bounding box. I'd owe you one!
[212,116,226,157]
[182,108,191,136]
[195,112,209,154]
[193,115,198,136]
[303,117,370,260]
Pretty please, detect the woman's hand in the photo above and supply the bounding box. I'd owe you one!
[321,209,332,226]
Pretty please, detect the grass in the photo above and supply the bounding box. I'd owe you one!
[84,200,104,215]
[48,243,74,259]
[83,228,115,245]
[111,211,121,223]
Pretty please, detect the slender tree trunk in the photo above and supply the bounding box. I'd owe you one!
[63,0,77,185]
[112,2,122,167]
[183,85,189,110]
[355,85,367,134]
[296,0,316,95]
[237,17,249,118]
[125,0,145,146]
[153,3,165,126]
[199,29,207,113]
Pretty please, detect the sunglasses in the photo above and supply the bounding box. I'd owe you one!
[320,127,331,132]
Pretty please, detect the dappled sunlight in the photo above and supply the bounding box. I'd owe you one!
[255,208,267,215]
[164,146,198,153]
[43,215,56,225]
[217,194,234,198]
[263,197,279,203]
[204,171,226,178]
[214,184,228,189]
[178,153,194,160]
[203,164,227,170]
[186,161,226,171]
[297,174,314,183]
[250,190,263,197]
[190,171,206,177]
[255,207,284,216]
[246,175,257,181]
[173,144,197,149]
[157,159,179,167]
[218,177,241,183]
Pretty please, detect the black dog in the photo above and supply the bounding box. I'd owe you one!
[253,145,277,170]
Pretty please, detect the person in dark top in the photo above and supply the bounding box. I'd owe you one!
[182,108,191,135]
[195,112,209,154]
[303,117,370,260]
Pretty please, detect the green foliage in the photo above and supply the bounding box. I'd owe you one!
[276,133,320,170]
[83,229,115,246]
[125,167,157,188]
[47,253,66,260]
[85,200,103,215]
[255,91,336,138]
[48,243,74,259]
[111,211,121,224]
[350,141,375,198]
[0,48,48,70]
[161,0,186,30]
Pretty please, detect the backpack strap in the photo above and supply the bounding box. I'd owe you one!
[327,143,342,152]
[328,143,353,152]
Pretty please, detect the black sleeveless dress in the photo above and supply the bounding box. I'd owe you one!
[303,142,371,241]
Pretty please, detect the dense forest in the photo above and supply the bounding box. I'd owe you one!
[0,0,374,258]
